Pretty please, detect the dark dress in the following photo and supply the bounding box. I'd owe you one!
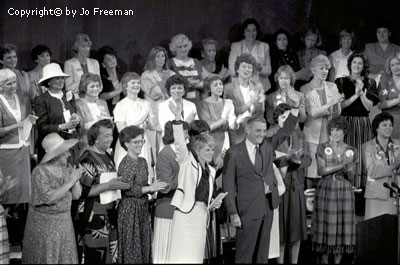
[311,142,357,254]
[22,164,78,264]
[335,76,379,188]
[273,128,310,244]
[78,150,119,264]
[117,155,151,264]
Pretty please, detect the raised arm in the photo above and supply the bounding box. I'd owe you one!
[170,102,189,164]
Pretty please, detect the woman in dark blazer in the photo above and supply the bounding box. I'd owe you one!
[34,63,81,164]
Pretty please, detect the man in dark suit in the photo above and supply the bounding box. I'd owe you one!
[223,104,299,263]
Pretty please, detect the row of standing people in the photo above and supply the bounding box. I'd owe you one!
[1,19,400,263]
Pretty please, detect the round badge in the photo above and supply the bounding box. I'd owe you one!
[325,147,333,155]
[276,100,283,106]
[346,149,354,157]
[276,94,282,99]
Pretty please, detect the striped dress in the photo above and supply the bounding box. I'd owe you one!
[0,205,9,264]
[167,57,203,102]
[335,76,379,187]
[311,142,357,254]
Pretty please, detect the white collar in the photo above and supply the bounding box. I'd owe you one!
[48,90,64,99]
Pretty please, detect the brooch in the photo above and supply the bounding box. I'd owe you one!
[345,149,354,157]
[325,147,333,155]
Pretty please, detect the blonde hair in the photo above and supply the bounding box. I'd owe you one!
[169,34,192,56]
[0,69,16,90]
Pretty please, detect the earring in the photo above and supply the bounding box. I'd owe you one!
[95,140,99,143]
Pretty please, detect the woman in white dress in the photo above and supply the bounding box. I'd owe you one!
[158,75,198,148]
[113,72,155,184]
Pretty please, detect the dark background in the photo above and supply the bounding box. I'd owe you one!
[0,0,398,73]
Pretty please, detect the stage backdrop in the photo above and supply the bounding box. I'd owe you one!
[0,0,398,73]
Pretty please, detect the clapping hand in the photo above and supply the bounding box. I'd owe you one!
[355,79,364,96]
[149,179,169,193]
[288,148,304,164]
[287,86,300,108]
[68,165,83,185]
[168,101,182,120]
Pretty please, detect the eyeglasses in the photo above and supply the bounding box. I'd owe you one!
[131,139,146,145]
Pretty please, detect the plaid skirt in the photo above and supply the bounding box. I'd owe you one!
[343,116,373,188]
[0,206,9,264]
[311,175,355,254]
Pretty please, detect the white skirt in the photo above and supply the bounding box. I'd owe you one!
[168,202,208,263]
[152,217,173,264]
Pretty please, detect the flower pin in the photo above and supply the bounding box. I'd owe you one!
[381,89,388,95]
[325,147,333,155]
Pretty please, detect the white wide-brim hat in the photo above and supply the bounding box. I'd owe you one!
[38,63,70,85]
[41,133,78,163]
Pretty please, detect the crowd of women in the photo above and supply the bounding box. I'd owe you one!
[1,17,400,264]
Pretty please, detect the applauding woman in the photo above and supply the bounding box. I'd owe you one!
[78,119,130,264]
[335,53,379,187]
[363,112,400,220]
[117,126,168,264]
[22,133,82,264]
[311,116,357,264]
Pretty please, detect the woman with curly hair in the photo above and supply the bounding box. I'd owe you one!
[311,116,357,264]
[224,53,265,145]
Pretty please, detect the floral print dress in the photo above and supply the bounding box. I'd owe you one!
[117,155,151,264]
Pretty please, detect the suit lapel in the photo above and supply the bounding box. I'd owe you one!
[237,141,263,178]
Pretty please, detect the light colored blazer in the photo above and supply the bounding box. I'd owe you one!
[64,57,100,96]
[301,81,342,144]
[158,97,198,137]
[228,40,270,76]
[363,138,400,200]
[170,122,215,213]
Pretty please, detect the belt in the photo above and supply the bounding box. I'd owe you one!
[323,173,345,181]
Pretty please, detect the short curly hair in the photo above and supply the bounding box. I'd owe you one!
[203,74,222,95]
[119,125,145,151]
[234,53,257,75]
[272,103,292,123]
[372,112,394,137]
[310,54,331,71]
[165,74,188,96]
[97,45,117,64]
[274,65,296,87]
[87,119,114,146]
[347,53,369,77]
[79,73,103,95]
[169,34,192,56]
[327,116,349,136]
[189,120,210,137]
[30,44,52,63]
